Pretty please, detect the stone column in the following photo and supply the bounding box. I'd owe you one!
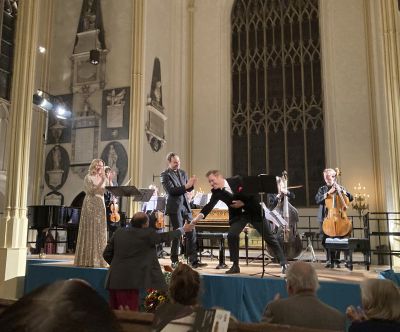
[380,0,400,211]
[379,0,400,267]
[186,0,195,174]
[32,0,54,205]
[0,0,40,299]
[128,0,145,215]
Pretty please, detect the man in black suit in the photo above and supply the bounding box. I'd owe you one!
[160,152,205,268]
[192,170,287,274]
[103,212,195,310]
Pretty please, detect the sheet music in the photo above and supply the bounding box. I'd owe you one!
[214,199,228,210]
[261,202,288,227]
[142,196,158,211]
[193,192,205,206]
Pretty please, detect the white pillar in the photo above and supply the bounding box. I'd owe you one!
[0,0,40,299]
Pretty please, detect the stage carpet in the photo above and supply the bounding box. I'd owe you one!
[24,255,388,323]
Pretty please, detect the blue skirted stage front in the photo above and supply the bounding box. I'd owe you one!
[24,258,368,322]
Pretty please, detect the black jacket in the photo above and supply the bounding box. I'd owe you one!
[103,227,181,290]
[200,176,262,224]
[160,168,193,215]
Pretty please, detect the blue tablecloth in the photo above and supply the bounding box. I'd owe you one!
[25,261,362,323]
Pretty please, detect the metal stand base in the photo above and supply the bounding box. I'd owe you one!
[298,234,317,262]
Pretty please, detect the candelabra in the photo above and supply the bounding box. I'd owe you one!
[352,183,370,216]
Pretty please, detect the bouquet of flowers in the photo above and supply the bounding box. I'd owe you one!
[144,289,168,313]
[143,271,172,312]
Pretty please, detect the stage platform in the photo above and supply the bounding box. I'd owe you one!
[24,254,392,323]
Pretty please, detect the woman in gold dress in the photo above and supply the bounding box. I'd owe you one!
[74,159,108,267]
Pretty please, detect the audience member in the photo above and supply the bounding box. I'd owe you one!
[152,263,201,331]
[0,279,121,332]
[347,278,400,332]
[261,261,346,331]
[103,212,194,311]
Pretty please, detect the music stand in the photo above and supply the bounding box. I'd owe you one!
[242,175,278,278]
[143,196,166,212]
[106,186,155,223]
[133,188,155,203]
[106,185,141,198]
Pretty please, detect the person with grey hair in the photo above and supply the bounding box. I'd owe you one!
[346,279,400,331]
[315,168,353,268]
[261,261,346,330]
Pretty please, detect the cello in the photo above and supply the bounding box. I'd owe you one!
[322,168,352,237]
[267,171,303,260]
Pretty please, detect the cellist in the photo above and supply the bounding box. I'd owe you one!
[315,168,353,268]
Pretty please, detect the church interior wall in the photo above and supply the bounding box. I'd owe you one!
[141,0,181,191]
[0,0,396,244]
[190,0,233,191]
[38,0,133,206]
[320,0,376,210]
[49,0,82,95]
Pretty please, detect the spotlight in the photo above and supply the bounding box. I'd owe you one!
[38,46,46,54]
[89,49,100,65]
[33,90,72,117]
[55,105,71,119]
[40,98,53,111]
[33,90,53,111]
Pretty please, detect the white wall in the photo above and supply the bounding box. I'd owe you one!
[191,0,233,191]
[141,0,186,191]
[42,0,133,205]
[21,0,395,215]
[320,0,376,209]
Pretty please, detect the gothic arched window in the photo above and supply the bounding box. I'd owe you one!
[231,0,324,206]
[0,0,18,100]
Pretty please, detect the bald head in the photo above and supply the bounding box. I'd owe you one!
[286,262,319,295]
[130,212,149,228]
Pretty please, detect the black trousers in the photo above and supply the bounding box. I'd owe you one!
[35,228,47,254]
[228,214,287,265]
[322,234,342,263]
[168,211,198,264]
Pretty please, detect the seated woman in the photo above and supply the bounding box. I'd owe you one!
[347,278,400,332]
[0,279,122,332]
[152,263,201,331]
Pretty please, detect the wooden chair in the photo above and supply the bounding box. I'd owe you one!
[114,310,154,332]
[230,321,342,332]
[0,298,16,314]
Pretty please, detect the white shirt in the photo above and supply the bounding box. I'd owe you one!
[223,179,233,194]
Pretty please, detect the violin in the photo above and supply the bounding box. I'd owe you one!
[109,202,120,223]
[155,210,165,229]
[322,168,352,237]
[267,171,302,260]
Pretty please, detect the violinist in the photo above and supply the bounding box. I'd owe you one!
[315,168,353,268]
[104,166,120,239]
[142,185,167,258]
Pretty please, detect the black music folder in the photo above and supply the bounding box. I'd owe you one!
[135,189,155,202]
[241,174,278,194]
[106,186,155,202]
[106,185,141,197]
